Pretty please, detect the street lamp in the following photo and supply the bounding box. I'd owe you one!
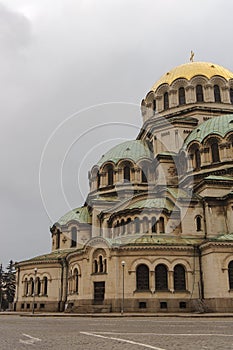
[32,268,37,314]
[121,261,125,315]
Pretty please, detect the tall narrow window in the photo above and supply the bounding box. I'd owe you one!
[25,278,28,296]
[94,259,98,273]
[159,217,165,233]
[143,217,148,233]
[124,165,131,182]
[211,141,220,163]
[121,219,125,235]
[214,85,221,102]
[136,264,149,290]
[230,88,233,104]
[107,165,114,186]
[196,216,202,231]
[97,171,100,188]
[36,277,41,295]
[30,278,34,295]
[155,264,168,290]
[56,230,60,249]
[174,265,186,291]
[194,148,201,170]
[228,261,233,290]
[179,87,186,105]
[142,168,148,183]
[153,99,156,113]
[151,217,157,233]
[196,85,204,102]
[71,227,77,247]
[99,256,104,273]
[164,92,169,110]
[134,217,140,233]
[43,277,48,296]
[126,218,131,234]
[74,268,79,293]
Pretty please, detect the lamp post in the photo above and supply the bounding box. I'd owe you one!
[121,261,125,315]
[32,268,37,314]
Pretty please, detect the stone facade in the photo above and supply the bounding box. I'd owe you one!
[15,61,233,313]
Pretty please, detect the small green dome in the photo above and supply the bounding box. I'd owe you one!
[97,140,152,166]
[184,114,233,147]
[56,206,91,226]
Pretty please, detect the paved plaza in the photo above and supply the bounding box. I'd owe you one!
[1,315,233,350]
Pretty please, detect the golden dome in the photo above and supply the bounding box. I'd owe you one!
[151,61,233,92]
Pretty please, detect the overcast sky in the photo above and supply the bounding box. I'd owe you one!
[1,0,233,268]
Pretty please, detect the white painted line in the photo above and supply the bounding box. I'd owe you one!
[19,339,35,345]
[89,332,233,337]
[19,334,42,345]
[80,331,167,350]
[22,334,42,342]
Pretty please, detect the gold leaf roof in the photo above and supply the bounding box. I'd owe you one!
[151,61,233,91]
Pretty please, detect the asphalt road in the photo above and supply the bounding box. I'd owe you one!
[1,316,233,350]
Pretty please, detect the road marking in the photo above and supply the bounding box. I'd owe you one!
[88,331,233,337]
[22,334,42,342]
[80,331,166,350]
[19,334,42,345]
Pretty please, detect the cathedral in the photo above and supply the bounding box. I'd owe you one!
[15,60,233,313]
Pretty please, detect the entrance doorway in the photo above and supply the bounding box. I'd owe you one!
[94,282,105,304]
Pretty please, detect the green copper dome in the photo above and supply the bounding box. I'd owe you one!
[56,206,91,226]
[184,114,233,147]
[97,140,153,166]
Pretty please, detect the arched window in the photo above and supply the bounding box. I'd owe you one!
[141,168,148,183]
[164,92,169,110]
[25,278,29,296]
[174,265,186,291]
[134,217,140,233]
[36,277,41,295]
[43,277,48,296]
[179,87,186,105]
[71,227,77,247]
[155,264,168,290]
[123,165,131,182]
[142,217,148,233]
[211,141,220,163]
[104,259,107,273]
[30,277,34,296]
[159,217,165,233]
[196,85,204,102]
[56,230,60,249]
[99,256,104,273]
[151,217,157,233]
[194,148,201,170]
[153,99,156,112]
[228,261,233,290]
[74,268,79,293]
[196,216,202,231]
[107,165,114,186]
[230,88,233,104]
[136,264,149,290]
[94,259,98,273]
[126,218,131,234]
[214,85,221,102]
[97,171,100,188]
[121,219,125,235]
